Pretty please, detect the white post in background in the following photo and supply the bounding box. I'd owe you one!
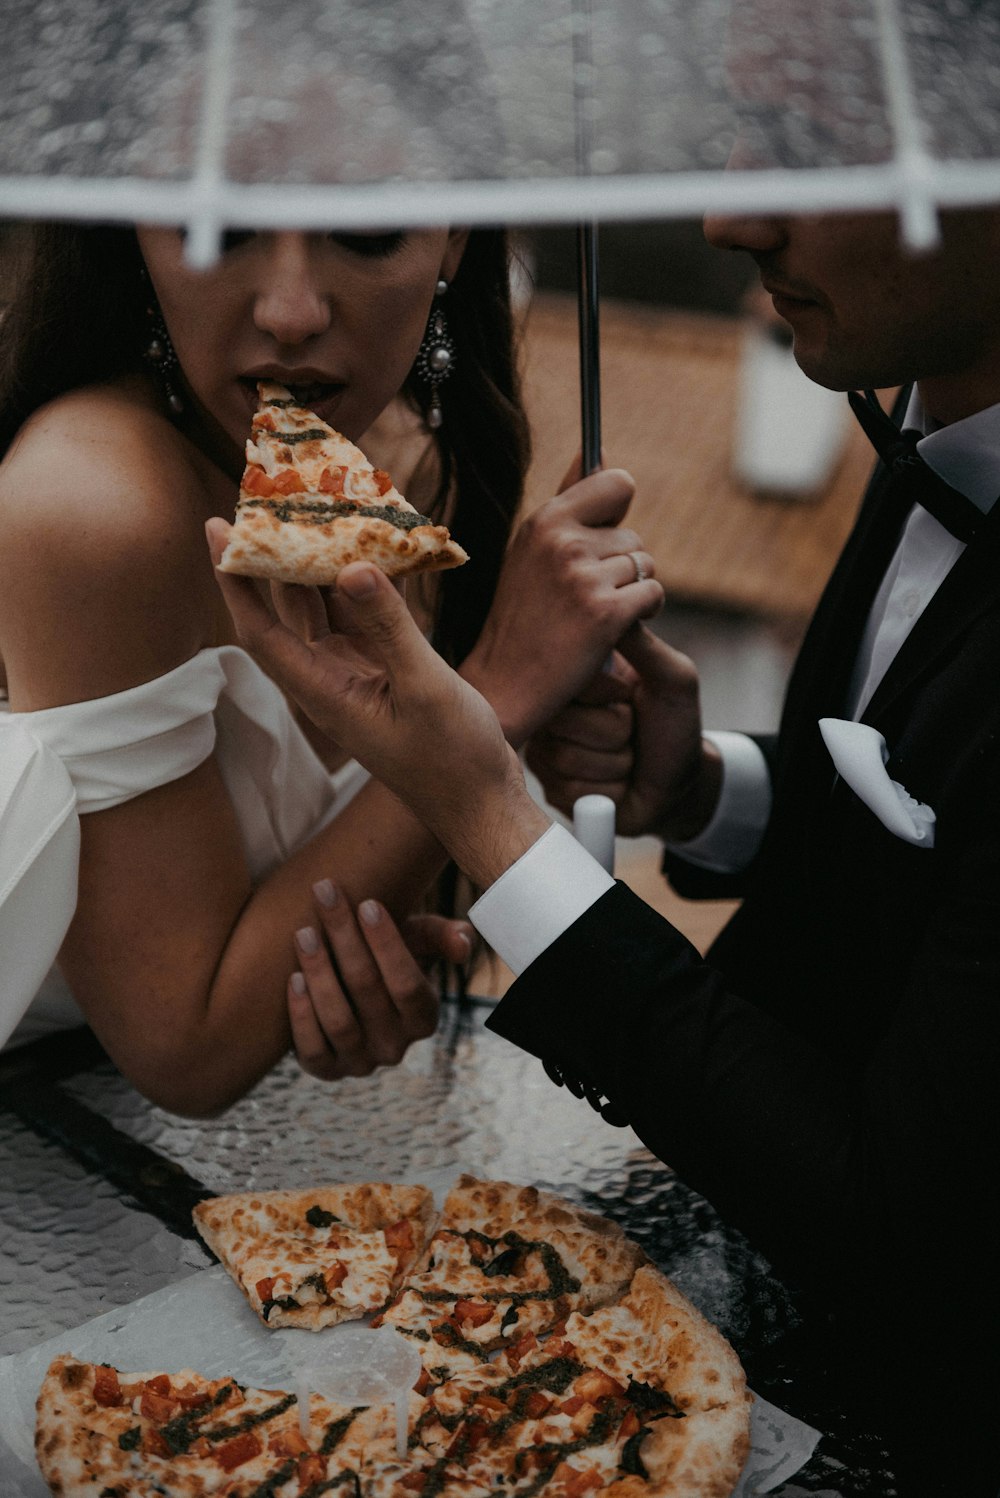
[572,794,616,875]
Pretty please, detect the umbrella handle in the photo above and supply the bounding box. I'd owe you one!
[577,220,602,477]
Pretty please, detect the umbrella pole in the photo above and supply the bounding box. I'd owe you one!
[577,219,602,476]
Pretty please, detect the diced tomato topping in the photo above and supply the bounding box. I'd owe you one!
[144,1374,171,1397]
[447,1417,489,1458]
[273,468,306,495]
[142,1428,173,1460]
[399,1473,427,1491]
[552,1462,603,1496]
[504,1332,538,1368]
[92,1366,122,1408]
[474,1394,508,1414]
[373,469,392,496]
[466,1232,490,1264]
[324,1260,349,1293]
[256,1276,277,1304]
[139,1389,176,1424]
[319,465,346,495]
[574,1371,625,1404]
[242,465,277,497]
[413,1367,431,1396]
[253,411,276,431]
[618,1408,641,1441]
[518,1447,551,1474]
[521,1391,552,1420]
[297,1453,327,1489]
[269,1425,310,1458]
[214,1430,263,1473]
[545,1340,577,1359]
[384,1218,415,1262]
[173,1382,214,1411]
[557,1395,585,1416]
[454,1298,493,1327]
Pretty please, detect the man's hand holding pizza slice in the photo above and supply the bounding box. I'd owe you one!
[206,525,551,892]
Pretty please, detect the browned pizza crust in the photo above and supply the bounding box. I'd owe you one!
[216,381,468,584]
[35,1354,395,1497]
[192,1181,436,1329]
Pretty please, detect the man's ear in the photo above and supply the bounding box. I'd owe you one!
[441,227,471,283]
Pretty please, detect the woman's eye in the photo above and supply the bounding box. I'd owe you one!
[220,228,257,254]
[327,230,407,260]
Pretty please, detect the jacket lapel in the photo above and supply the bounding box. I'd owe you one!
[861,495,1000,726]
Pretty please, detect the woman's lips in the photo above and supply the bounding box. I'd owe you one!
[236,377,347,427]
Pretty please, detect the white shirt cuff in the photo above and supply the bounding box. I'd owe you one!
[469,823,614,977]
[663,730,772,874]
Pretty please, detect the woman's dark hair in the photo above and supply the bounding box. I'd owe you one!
[404,227,530,667]
[0,220,531,668]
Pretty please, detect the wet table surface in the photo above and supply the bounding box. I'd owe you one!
[0,999,897,1495]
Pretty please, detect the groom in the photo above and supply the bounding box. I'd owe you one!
[211,197,1000,1497]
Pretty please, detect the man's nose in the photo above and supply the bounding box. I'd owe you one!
[703,206,788,256]
[253,234,332,345]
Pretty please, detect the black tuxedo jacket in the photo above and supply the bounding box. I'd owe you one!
[488,443,1000,1495]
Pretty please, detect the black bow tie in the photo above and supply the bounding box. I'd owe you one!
[847,390,982,545]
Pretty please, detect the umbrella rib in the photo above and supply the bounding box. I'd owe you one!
[185,0,240,266]
[869,0,939,248]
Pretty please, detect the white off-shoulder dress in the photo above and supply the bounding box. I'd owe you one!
[0,646,367,1050]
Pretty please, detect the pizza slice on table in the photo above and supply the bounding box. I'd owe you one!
[216,380,468,584]
[191,1182,436,1330]
[35,1354,397,1498]
[373,1176,647,1383]
[388,1266,751,1498]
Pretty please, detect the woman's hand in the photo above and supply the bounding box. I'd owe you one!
[460,462,664,747]
[289,883,472,1080]
[206,521,551,888]
[527,625,723,842]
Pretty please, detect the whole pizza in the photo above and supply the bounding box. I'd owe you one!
[35,1176,752,1497]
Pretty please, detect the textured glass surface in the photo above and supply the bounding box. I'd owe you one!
[0,0,996,227]
[0,1004,896,1492]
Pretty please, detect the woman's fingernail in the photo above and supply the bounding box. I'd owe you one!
[296,926,319,954]
[313,879,338,909]
[359,899,381,927]
[290,971,306,996]
[456,932,471,958]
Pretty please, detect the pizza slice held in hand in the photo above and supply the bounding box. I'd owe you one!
[216,380,468,584]
[192,1182,436,1330]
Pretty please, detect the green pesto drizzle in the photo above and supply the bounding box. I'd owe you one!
[271,428,330,444]
[159,1391,296,1456]
[319,1407,366,1455]
[242,497,432,531]
[305,1205,342,1229]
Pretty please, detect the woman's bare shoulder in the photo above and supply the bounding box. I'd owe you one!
[0,382,220,707]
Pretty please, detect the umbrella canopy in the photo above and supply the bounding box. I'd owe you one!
[1,0,999,263]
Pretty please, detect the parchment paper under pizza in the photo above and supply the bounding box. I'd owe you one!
[216,381,468,584]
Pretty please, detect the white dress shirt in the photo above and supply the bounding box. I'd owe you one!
[471,393,1000,976]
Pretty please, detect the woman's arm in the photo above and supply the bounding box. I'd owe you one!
[0,399,458,1115]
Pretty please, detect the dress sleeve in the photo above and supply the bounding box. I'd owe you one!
[0,649,230,1047]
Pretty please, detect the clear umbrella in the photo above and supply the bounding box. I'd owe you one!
[2,0,999,445]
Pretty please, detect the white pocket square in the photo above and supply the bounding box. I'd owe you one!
[818,718,936,848]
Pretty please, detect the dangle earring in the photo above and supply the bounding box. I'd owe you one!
[139,268,184,416]
[415,279,456,431]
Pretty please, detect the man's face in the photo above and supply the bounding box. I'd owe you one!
[703,204,1000,419]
